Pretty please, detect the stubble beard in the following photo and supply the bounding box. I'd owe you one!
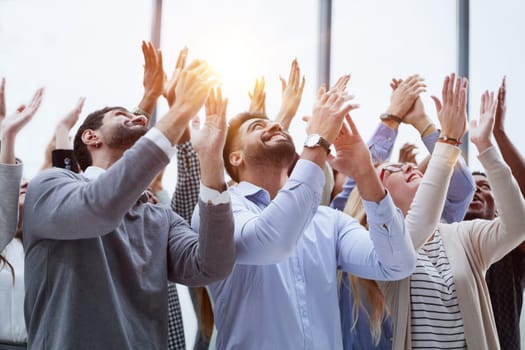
[106,125,148,150]
[245,141,296,169]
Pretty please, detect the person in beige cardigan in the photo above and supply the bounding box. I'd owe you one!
[345,73,525,349]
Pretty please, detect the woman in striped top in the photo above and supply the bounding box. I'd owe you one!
[344,74,525,349]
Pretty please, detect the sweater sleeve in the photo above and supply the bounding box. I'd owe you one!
[422,131,475,223]
[405,142,460,250]
[23,138,169,240]
[0,162,23,251]
[168,199,235,286]
[461,146,525,268]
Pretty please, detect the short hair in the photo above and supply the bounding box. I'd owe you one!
[73,106,124,171]
[223,111,268,182]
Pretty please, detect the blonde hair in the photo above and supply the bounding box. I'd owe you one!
[342,186,389,345]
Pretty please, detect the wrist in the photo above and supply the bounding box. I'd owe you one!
[437,135,462,146]
[138,93,159,115]
[418,121,437,138]
[300,147,327,170]
[474,140,493,153]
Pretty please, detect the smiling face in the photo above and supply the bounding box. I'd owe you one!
[464,173,496,221]
[98,108,149,150]
[224,113,296,182]
[376,162,423,216]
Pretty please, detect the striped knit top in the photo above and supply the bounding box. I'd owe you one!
[410,230,466,349]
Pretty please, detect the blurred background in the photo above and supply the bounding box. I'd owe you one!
[1,0,524,348]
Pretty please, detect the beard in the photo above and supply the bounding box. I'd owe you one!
[463,204,496,221]
[106,124,148,150]
[244,140,296,168]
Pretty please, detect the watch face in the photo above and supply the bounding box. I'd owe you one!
[305,134,321,147]
[379,113,389,120]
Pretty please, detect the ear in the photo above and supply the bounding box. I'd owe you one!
[229,150,243,168]
[81,129,101,148]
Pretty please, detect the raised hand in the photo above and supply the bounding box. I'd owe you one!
[164,46,188,107]
[191,87,228,190]
[328,114,385,202]
[398,143,418,164]
[328,114,372,179]
[307,77,358,145]
[470,90,498,153]
[386,74,426,120]
[432,73,468,143]
[1,87,45,164]
[141,41,164,99]
[276,59,306,130]
[55,96,85,149]
[494,76,506,134]
[248,77,266,115]
[156,59,216,145]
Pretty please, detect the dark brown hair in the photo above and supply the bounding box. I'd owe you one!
[73,106,124,171]
[223,111,268,182]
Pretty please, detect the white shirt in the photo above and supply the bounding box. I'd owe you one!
[0,238,27,343]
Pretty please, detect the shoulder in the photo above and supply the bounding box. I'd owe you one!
[31,167,85,184]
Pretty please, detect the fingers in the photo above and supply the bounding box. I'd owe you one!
[176,47,188,70]
[430,96,442,113]
[458,78,468,112]
[333,74,351,92]
[27,87,45,114]
[299,76,306,96]
[280,76,286,92]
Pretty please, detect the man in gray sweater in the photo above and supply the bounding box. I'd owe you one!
[22,61,235,349]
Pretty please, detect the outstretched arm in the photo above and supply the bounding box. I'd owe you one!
[493,77,525,195]
[136,41,164,121]
[0,84,44,250]
[331,75,425,210]
[50,96,85,173]
[490,77,525,253]
[468,89,525,264]
[170,86,234,284]
[406,73,469,249]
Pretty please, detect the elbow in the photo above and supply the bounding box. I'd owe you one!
[379,250,417,281]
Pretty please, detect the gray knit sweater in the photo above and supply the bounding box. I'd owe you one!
[0,162,23,252]
[22,137,235,350]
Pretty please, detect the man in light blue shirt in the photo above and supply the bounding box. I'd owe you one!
[192,85,417,349]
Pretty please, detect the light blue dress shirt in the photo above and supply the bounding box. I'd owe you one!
[192,159,415,349]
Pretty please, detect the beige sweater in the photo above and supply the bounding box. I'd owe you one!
[380,143,525,350]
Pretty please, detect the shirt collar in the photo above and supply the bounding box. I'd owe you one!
[234,181,271,205]
[83,166,106,180]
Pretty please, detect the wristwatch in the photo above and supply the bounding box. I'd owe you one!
[304,134,331,154]
[379,113,403,124]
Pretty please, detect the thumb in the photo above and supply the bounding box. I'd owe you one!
[430,96,442,113]
[279,76,286,92]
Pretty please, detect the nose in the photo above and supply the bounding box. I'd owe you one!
[266,121,283,133]
[402,163,416,173]
[130,114,148,127]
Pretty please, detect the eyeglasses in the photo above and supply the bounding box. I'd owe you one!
[379,163,417,182]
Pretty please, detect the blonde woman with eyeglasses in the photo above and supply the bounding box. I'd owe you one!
[344,74,525,350]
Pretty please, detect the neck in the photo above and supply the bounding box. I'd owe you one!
[90,148,125,170]
[239,163,289,199]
